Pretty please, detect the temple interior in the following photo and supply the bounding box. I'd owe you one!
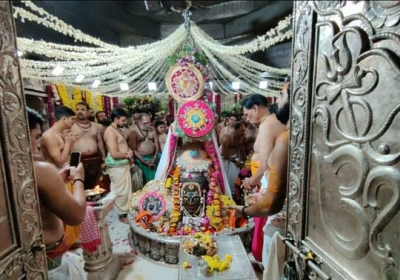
[1,1,400,280]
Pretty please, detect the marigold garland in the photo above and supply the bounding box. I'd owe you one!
[169,166,181,235]
[72,87,83,110]
[96,93,104,112]
[56,83,70,108]
[85,90,94,110]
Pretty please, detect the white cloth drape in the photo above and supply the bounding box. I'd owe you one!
[155,126,172,180]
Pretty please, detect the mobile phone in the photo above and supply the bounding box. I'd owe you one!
[69,151,81,167]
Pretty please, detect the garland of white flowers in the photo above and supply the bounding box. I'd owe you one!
[190,15,292,55]
[14,1,292,96]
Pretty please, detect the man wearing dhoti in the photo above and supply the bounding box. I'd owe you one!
[240,94,286,263]
[128,113,159,186]
[104,108,134,224]
[71,102,105,190]
[230,80,291,280]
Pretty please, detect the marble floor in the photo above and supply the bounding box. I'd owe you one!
[74,209,263,280]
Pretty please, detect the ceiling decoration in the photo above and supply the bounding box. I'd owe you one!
[14,1,292,97]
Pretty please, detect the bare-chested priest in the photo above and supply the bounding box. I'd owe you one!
[229,80,291,276]
[41,105,83,248]
[240,93,286,263]
[41,105,77,168]
[128,113,159,186]
[71,102,106,190]
[104,108,133,223]
[27,107,86,278]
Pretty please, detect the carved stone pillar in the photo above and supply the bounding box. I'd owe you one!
[83,195,122,280]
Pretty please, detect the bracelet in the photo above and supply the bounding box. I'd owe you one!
[73,179,84,185]
[241,206,250,218]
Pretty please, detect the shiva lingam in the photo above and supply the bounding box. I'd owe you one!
[128,141,254,265]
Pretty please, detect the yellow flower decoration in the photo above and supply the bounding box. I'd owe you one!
[72,87,83,111]
[204,254,233,272]
[219,195,236,207]
[165,178,172,189]
[56,84,70,108]
[96,93,104,112]
[85,90,94,110]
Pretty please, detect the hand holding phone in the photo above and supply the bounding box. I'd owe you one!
[70,163,85,181]
[70,151,81,167]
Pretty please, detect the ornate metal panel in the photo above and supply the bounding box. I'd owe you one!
[286,1,400,279]
[0,1,47,279]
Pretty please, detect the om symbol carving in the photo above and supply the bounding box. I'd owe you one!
[312,19,400,279]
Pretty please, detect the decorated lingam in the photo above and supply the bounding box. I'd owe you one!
[128,45,253,264]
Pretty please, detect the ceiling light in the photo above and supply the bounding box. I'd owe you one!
[51,65,64,76]
[91,79,101,88]
[16,50,23,57]
[232,81,241,90]
[120,82,129,91]
[148,82,157,91]
[209,81,214,89]
[259,81,268,89]
[74,74,85,83]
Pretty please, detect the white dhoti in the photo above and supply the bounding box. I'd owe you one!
[48,252,86,280]
[262,232,286,280]
[260,171,286,269]
[108,164,132,215]
[262,219,285,269]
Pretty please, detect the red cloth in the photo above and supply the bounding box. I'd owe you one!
[46,234,69,260]
[252,216,268,262]
[80,203,101,253]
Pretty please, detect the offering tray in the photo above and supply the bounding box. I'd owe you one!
[84,186,107,202]
[178,235,258,280]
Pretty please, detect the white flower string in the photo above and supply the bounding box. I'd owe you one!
[14,1,292,97]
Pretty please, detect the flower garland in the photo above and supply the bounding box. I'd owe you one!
[122,96,163,115]
[96,93,104,112]
[56,83,70,108]
[14,2,291,96]
[72,88,83,110]
[169,166,181,235]
[191,15,292,55]
[209,177,223,229]
[167,45,214,102]
[85,90,94,110]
